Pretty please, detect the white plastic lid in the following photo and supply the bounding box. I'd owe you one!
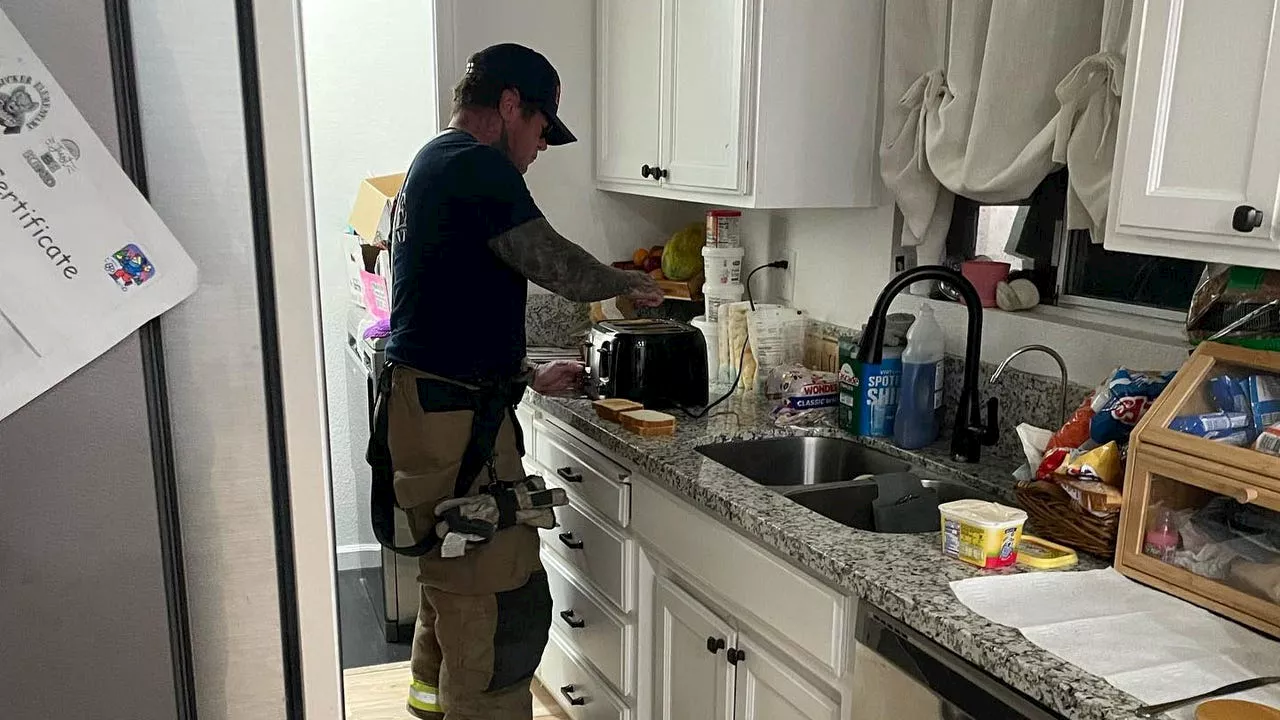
[938,499,1028,528]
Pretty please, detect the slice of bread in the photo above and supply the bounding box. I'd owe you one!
[593,398,644,422]
[619,409,676,436]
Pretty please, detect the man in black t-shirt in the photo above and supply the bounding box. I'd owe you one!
[381,44,661,719]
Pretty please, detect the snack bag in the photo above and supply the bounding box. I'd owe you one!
[1089,368,1176,444]
[1055,441,1123,487]
[1254,422,1280,455]
[1046,393,1095,451]
[1243,374,1280,437]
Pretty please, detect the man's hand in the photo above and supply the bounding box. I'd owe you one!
[531,360,585,397]
[626,272,665,308]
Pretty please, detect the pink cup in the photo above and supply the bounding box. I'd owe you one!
[960,260,1011,308]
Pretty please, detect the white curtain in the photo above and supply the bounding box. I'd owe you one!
[881,0,1131,266]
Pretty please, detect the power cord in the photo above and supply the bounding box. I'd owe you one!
[673,259,790,419]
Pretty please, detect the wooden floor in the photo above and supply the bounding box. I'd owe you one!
[343,661,568,720]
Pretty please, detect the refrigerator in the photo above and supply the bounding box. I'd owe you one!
[0,1,341,718]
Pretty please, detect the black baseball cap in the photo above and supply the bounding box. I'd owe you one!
[466,43,577,146]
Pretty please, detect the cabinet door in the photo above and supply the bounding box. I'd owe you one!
[597,0,663,186]
[659,0,750,193]
[1110,0,1280,267]
[732,633,840,720]
[653,577,735,720]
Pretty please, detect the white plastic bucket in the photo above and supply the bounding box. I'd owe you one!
[702,246,744,285]
[704,283,744,322]
[690,315,719,384]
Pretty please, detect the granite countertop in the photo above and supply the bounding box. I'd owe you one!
[522,389,1146,720]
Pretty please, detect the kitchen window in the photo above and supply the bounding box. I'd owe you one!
[946,170,1206,322]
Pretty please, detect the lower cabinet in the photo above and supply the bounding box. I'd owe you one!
[525,411,845,720]
[654,576,840,720]
[654,578,735,720]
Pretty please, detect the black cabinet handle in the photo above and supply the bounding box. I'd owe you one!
[556,467,583,483]
[559,609,586,629]
[706,636,726,654]
[558,532,584,550]
[1233,204,1265,232]
[656,166,669,180]
[727,648,746,665]
[641,164,655,179]
[560,685,586,706]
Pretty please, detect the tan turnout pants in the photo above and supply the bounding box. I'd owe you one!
[386,366,549,720]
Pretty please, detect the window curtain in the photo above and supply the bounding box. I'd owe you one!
[881,0,1131,267]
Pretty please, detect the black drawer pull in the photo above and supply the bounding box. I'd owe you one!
[559,609,586,629]
[706,636,725,654]
[727,648,746,665]
[557,466,584,483]
[558,532,584,550]
[1234,204,1265,232]
[561,685,586,706]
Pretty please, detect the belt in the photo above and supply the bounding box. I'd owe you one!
[366,363,530,556]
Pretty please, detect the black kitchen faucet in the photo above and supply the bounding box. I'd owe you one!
[857,266,999,462]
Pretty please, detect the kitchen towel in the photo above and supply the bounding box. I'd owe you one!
[951,568,1280,718]
[0,9,197,422]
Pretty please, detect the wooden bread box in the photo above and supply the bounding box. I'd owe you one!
[1118,342,1280,638]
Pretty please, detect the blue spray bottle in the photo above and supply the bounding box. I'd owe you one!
[893,305,946,449]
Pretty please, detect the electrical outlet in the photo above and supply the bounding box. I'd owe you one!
[778,249,798,304]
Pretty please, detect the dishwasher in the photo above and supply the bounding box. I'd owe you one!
[851,603,1063,720]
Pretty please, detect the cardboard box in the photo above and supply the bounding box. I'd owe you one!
[348,173,405,246]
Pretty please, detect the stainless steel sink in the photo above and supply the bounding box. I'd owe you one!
[787,478,997,532]
[695,436,911,487]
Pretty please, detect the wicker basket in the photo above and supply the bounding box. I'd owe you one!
[1015,480,1119,558]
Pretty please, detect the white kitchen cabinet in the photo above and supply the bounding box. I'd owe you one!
[734,633,841,720]
[659,0,749,193]
[1107,0,1280,268]
[654,577,735,720]
[596,0,883,208]
[597,0,662,187]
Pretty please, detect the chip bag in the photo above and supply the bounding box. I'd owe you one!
[1089,368,1176,444]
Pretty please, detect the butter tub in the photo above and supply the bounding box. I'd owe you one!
[939,499,1028,569]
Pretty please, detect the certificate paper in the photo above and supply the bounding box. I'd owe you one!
[0,9,197,421]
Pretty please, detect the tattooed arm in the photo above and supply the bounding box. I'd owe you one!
[489,218,663,305]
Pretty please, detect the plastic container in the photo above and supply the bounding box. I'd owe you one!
[704,283,744,322]
[939,499,1028,569]
[702,246,744,285]
[960,260,1011,308]
[691,315,720,385]
[705,209,742,247]
[893,305,946,449]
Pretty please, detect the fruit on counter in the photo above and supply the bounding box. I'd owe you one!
[632,247,650,266]
[650,245,664,258]
[661,222,705,282]
[648,268,665,280]
[642,254,663,272]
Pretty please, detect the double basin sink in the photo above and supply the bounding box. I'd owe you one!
[695,436,992,533]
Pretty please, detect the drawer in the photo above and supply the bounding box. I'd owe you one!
[632,478,848,674]
[537,421,630,527]
[537,630,631,720]
[543,551,631,696]
[543,499,631,611]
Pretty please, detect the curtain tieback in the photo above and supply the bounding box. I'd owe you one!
[900,69,947,171]
[1055,52,1125,161]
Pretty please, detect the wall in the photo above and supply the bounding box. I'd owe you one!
[300,0,437,564]
[0,3,179,718]
[436,0,704,276]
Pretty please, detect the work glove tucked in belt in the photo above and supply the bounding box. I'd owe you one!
[433,474,568,558]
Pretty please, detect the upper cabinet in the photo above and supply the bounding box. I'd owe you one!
[596,0,883,209]
[1108,0,1280,269]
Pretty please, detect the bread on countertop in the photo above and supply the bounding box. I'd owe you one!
[593,398,644,422]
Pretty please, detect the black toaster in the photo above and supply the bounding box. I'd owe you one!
[585,319,708,409]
